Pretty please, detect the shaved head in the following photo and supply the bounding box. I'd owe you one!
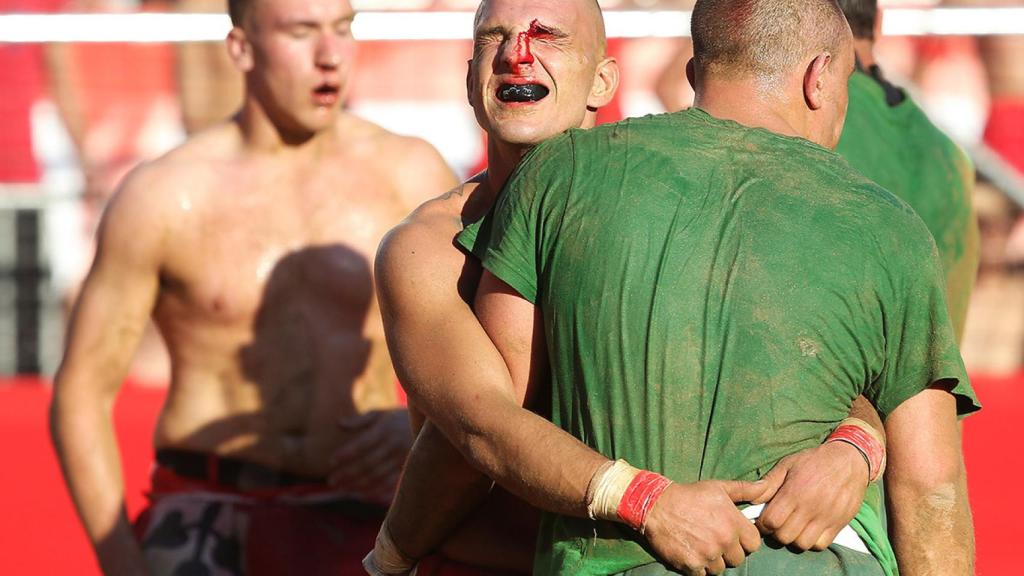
[474,0,607,56]
[691,0,851,81]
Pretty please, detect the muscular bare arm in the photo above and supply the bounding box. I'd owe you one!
[379,263,766,575]
[373,221,561,564]
[883,387,973,576]
[50,167,168,576]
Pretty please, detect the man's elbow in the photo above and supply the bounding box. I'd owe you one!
[888,452,966,510]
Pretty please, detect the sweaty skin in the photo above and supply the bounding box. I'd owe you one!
[49,0,458,574]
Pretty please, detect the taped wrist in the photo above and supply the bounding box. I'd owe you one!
[826,417,887,483]
[586,459,673,534]
[363,523,417,576]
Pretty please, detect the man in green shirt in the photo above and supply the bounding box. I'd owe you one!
[835,0,979,340]
[367,1,896,575]
[451,0,979,575]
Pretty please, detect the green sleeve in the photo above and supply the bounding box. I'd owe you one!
[865,214,981,420]
[455,212,489,261]
[466,133,577,304]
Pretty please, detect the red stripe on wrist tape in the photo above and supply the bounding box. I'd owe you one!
[828,424,885,483]
[617,470,673,533]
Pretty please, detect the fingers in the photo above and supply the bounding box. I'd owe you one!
[706,556,727,575]
[752,462,788,504]
[764,506,806,546]
[812,527,839,551]
[721,479,769,504]
[793,521,821,551]
[722,541,747,568]
[737,517,762,555]
[755,489,796,536]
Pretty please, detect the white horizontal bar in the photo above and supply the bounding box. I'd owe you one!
[0,8,1021,43]
[884,7,1024,36]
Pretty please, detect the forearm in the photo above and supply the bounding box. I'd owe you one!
[884,388,974,576]
[51,389,148,575]
[384,422,494,560]
[425,389,607,518]
[439,486,538,572]
[885,459,974,575]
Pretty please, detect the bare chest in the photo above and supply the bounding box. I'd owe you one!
[159,170,407,326]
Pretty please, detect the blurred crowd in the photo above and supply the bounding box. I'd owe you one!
[1,0,1023,379]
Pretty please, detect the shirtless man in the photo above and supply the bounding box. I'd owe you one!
[366,1,889,574]
[49,0,458,574]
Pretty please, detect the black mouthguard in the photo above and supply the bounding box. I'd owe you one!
[497,84,550,103]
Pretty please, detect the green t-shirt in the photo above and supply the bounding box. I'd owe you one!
[837,70,979,339]
[459,108,980,575]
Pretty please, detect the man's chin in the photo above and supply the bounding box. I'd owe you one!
[490,122,567,148]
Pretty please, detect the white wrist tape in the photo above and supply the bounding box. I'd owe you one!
[585,459,641,522]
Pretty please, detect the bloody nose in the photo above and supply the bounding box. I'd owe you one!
[509,30,535,75]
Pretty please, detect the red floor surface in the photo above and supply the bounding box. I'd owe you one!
[0,375,1017,574]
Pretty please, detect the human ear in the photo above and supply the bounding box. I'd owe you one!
[466,59,475,107]
[226,27,254,72]
[587,57,620,110]
[803,52,831,111]
[685,57,696,91]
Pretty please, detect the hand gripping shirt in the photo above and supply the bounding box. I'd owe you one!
[459,108,980,576]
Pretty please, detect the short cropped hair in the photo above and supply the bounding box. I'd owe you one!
[691,0,849,80]
[837,0,877,40]
[228,0,250,27]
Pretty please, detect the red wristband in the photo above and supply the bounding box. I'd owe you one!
[617,470,673,533]
[828,424,885,482]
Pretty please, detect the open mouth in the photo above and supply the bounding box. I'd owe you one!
[313,83,340,104]
[497,83,550,104]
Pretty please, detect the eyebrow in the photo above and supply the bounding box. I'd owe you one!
[474,21,571,40]
[530,21,569,38]
[279,14,355,27]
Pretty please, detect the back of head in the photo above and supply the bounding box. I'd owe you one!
[691,0,849,83]
[836,0,878,41]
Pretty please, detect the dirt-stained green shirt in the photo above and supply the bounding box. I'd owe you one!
[460,108,980,575]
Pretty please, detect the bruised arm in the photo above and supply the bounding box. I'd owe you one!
[883,387,973,576]
[50,167,169,575]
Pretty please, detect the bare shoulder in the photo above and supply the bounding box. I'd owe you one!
[339,114,459,206]
[99,125,234,246]
[376,180,484,305]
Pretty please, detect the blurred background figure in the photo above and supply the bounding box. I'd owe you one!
[173,0,243,134]
[46,0,183,383]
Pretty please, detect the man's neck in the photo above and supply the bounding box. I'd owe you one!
[236,97,334,157]
[484,138,533,192]
[693,77,806,142]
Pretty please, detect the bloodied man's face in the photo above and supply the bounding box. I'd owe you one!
[467,0,617,146]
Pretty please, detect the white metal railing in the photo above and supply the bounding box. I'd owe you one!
[0,8,1021,44]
